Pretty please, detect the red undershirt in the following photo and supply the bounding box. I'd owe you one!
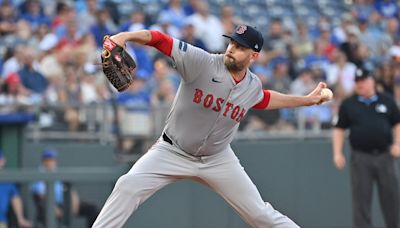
[233,77,243,84]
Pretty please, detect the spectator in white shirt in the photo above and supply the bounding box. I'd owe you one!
[186,1,225,53]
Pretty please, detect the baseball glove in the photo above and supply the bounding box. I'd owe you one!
[101,35,136,92]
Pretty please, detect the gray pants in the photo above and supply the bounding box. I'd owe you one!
[351,150,400,228]
[92,140,299,228]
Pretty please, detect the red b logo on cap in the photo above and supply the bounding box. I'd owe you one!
[236,25,247,34]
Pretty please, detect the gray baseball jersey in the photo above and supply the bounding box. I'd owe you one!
[164,38,264,156]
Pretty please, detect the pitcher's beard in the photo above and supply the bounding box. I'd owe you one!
[224,56,245,72]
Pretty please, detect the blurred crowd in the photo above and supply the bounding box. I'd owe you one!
[0,0,399,134]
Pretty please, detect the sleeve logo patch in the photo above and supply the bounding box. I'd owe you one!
[179,41,188,52]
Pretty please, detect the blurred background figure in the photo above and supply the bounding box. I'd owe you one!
[0,1,18,38]
[291,21,314,63]
[186,0,224,53]
[149,11,181,39]
[219,5,242,36]
[17,46,48,102]
[31,149,99,228]
[1,45,25,79]
[119,9,146,32]
[180,21,206,50]
[159,0,187,30]
[326,49,357,99]
[76,0,98,34]
[0,150,32,228]
[20,0,50,32]
[291,68,333,130]
[115,75,152,154]
[90,8,117,48]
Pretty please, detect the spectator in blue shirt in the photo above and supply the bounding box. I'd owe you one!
[126,44,154,79]
[116,75,152,153]
[374,0,398,18]
[119,10,146,33]
[160,0,187,29]
[18,47,48,94]
[90,9,117,48]
[20,0,51,31]
[303,40,330,72]
[116,76,151,111]
[0,150,32,228]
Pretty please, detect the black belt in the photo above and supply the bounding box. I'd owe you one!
[162,133,173,145]
[353,148,388,155]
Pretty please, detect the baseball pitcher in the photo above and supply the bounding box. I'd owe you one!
[93,25,331,228]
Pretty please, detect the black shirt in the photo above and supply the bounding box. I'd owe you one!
[335,93,400,151]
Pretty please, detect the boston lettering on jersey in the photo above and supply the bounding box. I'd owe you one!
[193,88,246,122]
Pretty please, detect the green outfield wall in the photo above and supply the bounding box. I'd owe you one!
[18,139,389,228]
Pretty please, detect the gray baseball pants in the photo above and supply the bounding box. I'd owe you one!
[92,140,299,228]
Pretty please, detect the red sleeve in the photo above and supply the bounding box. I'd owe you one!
[146,30,173,57]
[252,90,271,110]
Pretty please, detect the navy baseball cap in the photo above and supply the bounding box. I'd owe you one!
[223,25,264,52]
[42,149,58,160]
[354,68,373,82]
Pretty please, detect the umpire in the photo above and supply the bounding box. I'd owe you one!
[332,68,400,228]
